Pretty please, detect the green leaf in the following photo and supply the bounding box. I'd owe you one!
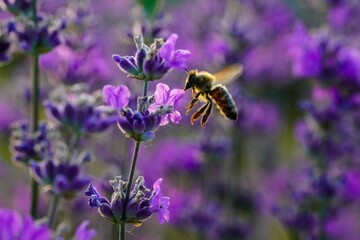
[138,0,162,19]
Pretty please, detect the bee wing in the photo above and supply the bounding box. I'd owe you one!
[213,64,243,85]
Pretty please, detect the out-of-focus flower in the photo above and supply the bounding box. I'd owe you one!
[274,170,344,238]
[113,34,190,81]
[31,159,91,199]
[343,170,360,201]
[327,0,360,35]
[40,45,111,85]
[102,85,130,110]
[239,100,280,133]
[85,176,170,226]
[138,138,203,183]
[149,83,184,126]
[325,210,360,240]
[0,22,12,62]
[2,0,32,16]
[0,208,52,239]
[44,85,119,135]
[149,178,170,224]
[0,101,24,130]
[10,15,65,54]
[10,121,53,166]
[74,220,97,240]
[287,23,322,78]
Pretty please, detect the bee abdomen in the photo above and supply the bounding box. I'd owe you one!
[209,85,238,120]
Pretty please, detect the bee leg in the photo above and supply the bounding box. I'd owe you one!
[201,98,213,127]
[192,88,196,98]
[186,92,202,115]
[191,101,210,125]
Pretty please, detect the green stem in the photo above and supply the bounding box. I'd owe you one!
[30,178,39,218]
[31,0,38,25]
[47,194,60,230]
[69,133,81,162]
[120,141,141,240]
[30,51,40,219]
[120,222,125,240]
[142,78,149,97]
[112,224,119,240]
[30,0,40,219]
[123,141,141,210]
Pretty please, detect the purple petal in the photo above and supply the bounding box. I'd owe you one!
[159,115,170,126]
[154,83,170,104]
[160,34,178,60]
[54,175,69,193]
[172,50,191,69]
[150,178,170,224]
[169,111,182,124]
[102,85,130,110]
[168,89,185,106]
[45,160,56,180]
[153,178,163,192]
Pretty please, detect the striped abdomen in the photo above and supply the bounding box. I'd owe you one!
[209,85,238,120]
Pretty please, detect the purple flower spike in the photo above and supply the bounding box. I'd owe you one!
[102,85,130,110]
[149,83,184,126]
[31,160,91,199]
[12,16,65,54]
[150,178,170,224]
[113,34,190,81]
[10,121,53,166]
[85,176,169,227]
[160,33,191,70]
[44,87,119,135]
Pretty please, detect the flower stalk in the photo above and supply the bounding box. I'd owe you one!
[120,77,149,240]
[30,0,40,219]
[120,140,141,240]
[47,194,60,230]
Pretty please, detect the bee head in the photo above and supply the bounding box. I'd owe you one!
[184,69,197,91]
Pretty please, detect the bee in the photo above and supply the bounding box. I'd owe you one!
[184,64,243,127]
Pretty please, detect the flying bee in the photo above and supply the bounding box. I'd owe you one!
[184,64,243,127]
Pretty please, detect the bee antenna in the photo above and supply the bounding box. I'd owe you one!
[184,68,188,73]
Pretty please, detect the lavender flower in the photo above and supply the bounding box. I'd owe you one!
[0,208,51,239]
[274,169,344,239]
[149,83,184,126]
[10,120,53,166]
[44,85,119,135]
[10,15,65,54]
[31,159,91,199]
[118,106,162,142]
[100,82,183,141]
[85,176,170,226]
[40,45,111,85]
[117,96,172,142]
[113,34,190,81]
